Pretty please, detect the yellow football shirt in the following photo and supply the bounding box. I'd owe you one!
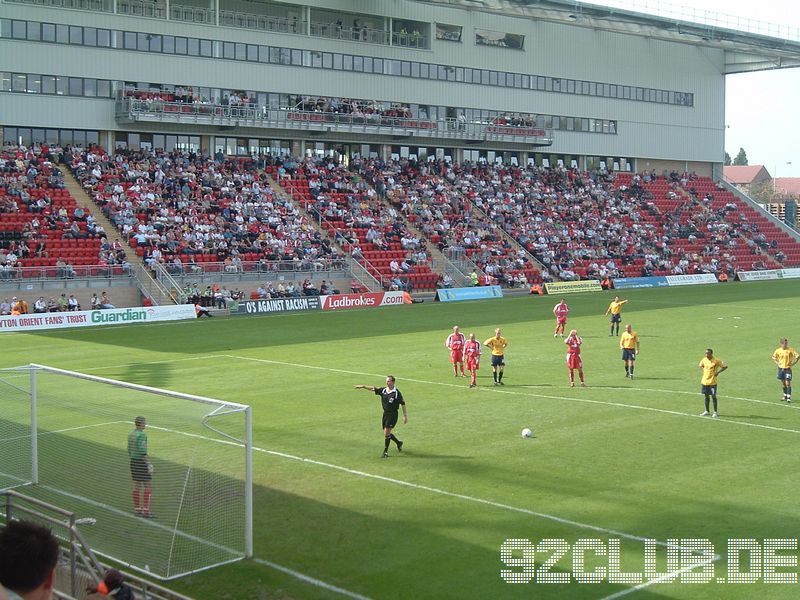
[484,336,508,356]
[773,347,799,369]
[620,331,639,350]
[608,300,626,315]
[699,357,725,385]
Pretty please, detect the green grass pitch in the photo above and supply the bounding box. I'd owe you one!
[2,280,800,599]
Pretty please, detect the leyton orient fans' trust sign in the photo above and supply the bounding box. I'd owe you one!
[0,305,197,333]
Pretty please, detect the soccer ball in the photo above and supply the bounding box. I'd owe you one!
[521,428,533,438]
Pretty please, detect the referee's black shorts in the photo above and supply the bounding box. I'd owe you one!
[382,412,399,429]
[130,458,151,482]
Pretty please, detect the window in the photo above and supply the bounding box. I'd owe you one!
[199,39,212,57]
[55,76,67,95]
[12,73,26,92]
[124,31,136,49]
[163,35,175,53]
[12,20,26,39]
[401,61,411,77]
[68,77,82,95]
[67,25,81,45]
[41,23,55,42]
[223,42,235,59]
[26,21,40,41]
[333,53,342,69]
[343,54,353,70]
[56,24,68,44]
[149,34,162,52]
[97,79,111,97]
[292,49,303,65]
[26,74,40,93]
[435,23,462,42]
[0,19,11,38]
[137,32,148,50]
[83,78,96,96]
[97,29,111,47]
[353,56,363,71]
[235,42,246,60]
[175,36,188,54]
[323,52,333,69]
[41,75,55,94]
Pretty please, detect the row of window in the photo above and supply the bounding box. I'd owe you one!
[2,127,100,147]
[1,72,114,98]
[0,18,694,107]
[0,68,618,135]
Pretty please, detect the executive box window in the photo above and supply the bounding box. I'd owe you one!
[436,23,462,42]
[475,28,524,50]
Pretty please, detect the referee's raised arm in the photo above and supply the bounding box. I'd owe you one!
[354,384,377,392]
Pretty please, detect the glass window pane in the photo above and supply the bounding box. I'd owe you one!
[124,31,136,48]
[323,52,333,68]
[223,41,234,59]
[97,28,110,47]
[12,20,26,39]
[333,53,342,69]
[83,78,96,96]
[68,77,82,95]
[26,21,40,41]
[12,73,26,92]
[41,75,55,94]
[176,36,188,54]
[199,39,212,56]
[163,35,175,53]
[55,76,67,95]
[420,63,429,78]
[247,44,258,61]
[41,23,55,42]
[27,74,41,93]
[137,32,148,50]
[292,49,302,65]
[1,19,11,39]
[343,54,353,70]
[372,58,382,73]
[353,56,363,71]
[69,25,82,44]
[235,42,246,60]
[150,34,162,52]
[97,79,111,97]
[56,24,68,44]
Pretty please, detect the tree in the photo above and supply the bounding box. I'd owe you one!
[747,180,775,204]
[724,151,732,166]
[733,147,748,166]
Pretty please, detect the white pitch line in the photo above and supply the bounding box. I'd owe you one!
[604,385,800,412]
[227,355,800,437]
[600,555,721,600]
[1,420,125,442]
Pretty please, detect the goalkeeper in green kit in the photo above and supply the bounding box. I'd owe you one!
[128,416,154,518]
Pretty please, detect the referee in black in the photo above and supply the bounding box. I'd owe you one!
[355,375,408,458]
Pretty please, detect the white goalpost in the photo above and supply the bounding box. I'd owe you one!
[0,363,253,580]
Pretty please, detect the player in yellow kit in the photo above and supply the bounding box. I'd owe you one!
[619,324,640,379]
[484,328,508,386]
[772,338,800,403]
[605,296,628,336]
[699,348,728,417]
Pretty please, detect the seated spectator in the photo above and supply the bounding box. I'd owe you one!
[0,520,60,600]
[0,298,11,315]
[99,291,115,309]
[194,303,214,318]
[57,293,68,312]
[46,297,58,312]
[90,293,101,310]
[33,296,47,313]
[67,294,80,311]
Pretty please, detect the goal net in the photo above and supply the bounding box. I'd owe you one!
[0,364,253,580]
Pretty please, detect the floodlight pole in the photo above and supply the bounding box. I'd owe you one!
[245,405,253,558]
[30,364,38,484]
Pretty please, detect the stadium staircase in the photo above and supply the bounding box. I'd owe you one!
[61,169,178,306]
[267,169,442,291]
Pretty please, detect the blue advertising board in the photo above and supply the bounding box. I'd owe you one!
[612,276,669,290]
[436,285,504,302]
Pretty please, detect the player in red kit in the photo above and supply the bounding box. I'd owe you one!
[464,333,482,388]
[553,298,569,338]
[445,325,466,377]
[565,329,586,387]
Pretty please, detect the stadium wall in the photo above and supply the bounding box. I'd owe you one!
[1,0,726,164]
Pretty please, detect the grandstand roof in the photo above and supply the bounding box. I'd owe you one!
[724,165,771,184]
[423,0,800,73]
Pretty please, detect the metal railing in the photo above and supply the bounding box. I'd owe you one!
[0,264,133,281]
[117,96,554,144]
[117,0,165,18]
[2,490,194,600]
[147,257,347,278]
[132,263,173,306]
[5,0,111,12]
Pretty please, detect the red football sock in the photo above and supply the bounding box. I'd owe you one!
[143,489,152,512]
[132,489,140,511]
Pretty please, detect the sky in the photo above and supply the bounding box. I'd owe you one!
[594,0,800,177]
